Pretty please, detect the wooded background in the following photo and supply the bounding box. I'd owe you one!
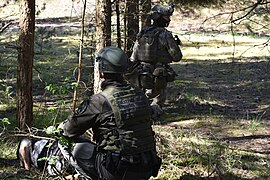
[0,0,269,179]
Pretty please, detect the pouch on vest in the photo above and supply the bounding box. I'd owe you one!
[152,67,167,90]
[152,67,167,76]
[139,72,154,89]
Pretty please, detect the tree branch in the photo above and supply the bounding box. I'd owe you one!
[14,133,55,140]
[231,0,264,24]
[0,22,12,33]
[72,0,87,112]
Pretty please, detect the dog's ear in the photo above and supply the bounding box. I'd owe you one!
[17,138,32,170]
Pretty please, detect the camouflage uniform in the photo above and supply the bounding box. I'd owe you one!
[126,3,183,107]
[60,46,161,180]
[61,80,161,179]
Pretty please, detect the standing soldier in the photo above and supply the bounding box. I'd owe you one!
[125,3,183,109]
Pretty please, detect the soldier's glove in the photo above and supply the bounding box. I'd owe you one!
[174,35,182,46]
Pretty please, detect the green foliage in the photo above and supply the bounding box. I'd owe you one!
[154,123,270,179]
[44,125,60,135]
[245,112,264,132]
[45,82,77,95]
[1,117,11,125]
[58,136,74,146]
[0,83,14,104]
[35,27,56,54]
[38,155,61,167]
[0,117,11,134]
[44,125,74,146]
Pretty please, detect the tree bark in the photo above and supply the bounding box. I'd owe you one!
[140,0,151,27]
[72,0,87,112]
[94,0,111,93]
[116,0,121,48]
[17,0,35,130]
[125,0,139,57]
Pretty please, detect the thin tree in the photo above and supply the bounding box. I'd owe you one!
[202,0,270,56]
[116,0,121,48]
[140,0,151,27]
[72,0,87,112]
[94,0,112,93]
[17,0,35,130]
[125,0,139,57]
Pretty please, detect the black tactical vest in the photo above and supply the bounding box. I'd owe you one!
[100,85,155,156]
[136,26,172,63]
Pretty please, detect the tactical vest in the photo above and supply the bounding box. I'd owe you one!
[136,26,172,63]
[100,85,155,156]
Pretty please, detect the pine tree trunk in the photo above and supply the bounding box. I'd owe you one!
[17,0,35,130]
[125,0,139,57]
[94,0,111,93]
[140,0,151,27]
[116,0,121,48]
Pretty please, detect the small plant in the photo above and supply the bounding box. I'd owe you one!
[248,118,262,132]
[245,112,264,132]
[0,117,11,135]
[45,82,77,96]
[0,83,14,104]
[44,125,61,135]
[35,27,56,54]
[42,82,76,125]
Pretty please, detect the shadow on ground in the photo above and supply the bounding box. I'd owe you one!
[165,57,270,120]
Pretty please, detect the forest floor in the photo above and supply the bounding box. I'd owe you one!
[0,0,270,179]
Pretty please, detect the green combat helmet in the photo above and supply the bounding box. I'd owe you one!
[96,46,128,74]
[150,2,175,20]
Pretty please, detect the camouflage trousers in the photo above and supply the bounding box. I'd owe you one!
[125,62,176,107]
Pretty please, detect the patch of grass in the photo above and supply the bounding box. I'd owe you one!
[1,1,270,179]
[180,33,269,61]
[0,136,17,159]
[153,118,270,179]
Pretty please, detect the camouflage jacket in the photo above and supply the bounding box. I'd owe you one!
[61,80,155,155]
[130,26,183,63]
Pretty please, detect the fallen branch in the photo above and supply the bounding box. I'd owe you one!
[14,133,55,141]
[0,22,12,33]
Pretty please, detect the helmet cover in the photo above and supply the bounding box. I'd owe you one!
[96,46,128,74]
